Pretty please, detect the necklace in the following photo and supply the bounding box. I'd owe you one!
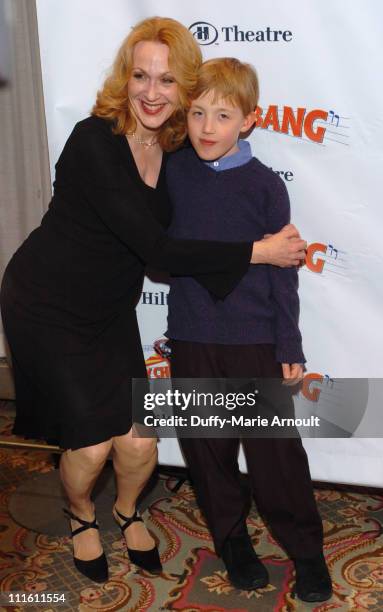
[127,131,158,148]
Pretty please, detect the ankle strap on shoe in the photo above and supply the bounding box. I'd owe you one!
[63,508,99,537]
[114,507,143,532]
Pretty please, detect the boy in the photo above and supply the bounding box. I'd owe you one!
[165,58,332,602]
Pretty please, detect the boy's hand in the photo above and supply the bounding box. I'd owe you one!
[251,224,306,267]
[282,363,304,385]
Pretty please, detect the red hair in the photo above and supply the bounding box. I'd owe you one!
[92,17,202,151]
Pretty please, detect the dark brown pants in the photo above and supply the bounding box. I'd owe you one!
[170,340,324,559]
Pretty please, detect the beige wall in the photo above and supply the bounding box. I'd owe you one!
[0,0,51,358]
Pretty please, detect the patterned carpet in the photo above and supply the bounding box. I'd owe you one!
[0,400,382,612]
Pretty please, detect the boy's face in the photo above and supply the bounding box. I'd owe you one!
[187,90,254,161]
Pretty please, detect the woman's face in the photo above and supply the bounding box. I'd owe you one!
[128,41,179,134]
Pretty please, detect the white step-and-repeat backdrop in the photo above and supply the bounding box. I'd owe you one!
[35,0,383,486]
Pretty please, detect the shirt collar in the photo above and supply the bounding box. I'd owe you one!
[205,139,252,172]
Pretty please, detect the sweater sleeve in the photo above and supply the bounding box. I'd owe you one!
[266,179,305,364]
[64,121,251,299]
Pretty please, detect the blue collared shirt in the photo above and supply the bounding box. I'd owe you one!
[205,139,252,172]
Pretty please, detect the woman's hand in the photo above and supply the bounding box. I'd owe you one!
[251,224,307,267]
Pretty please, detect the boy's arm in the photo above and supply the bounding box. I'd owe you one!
[267,180,306,366]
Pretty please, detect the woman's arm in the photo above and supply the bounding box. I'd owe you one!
[62,120,305,298]
[62,121,252,298]
[254,225,306,267]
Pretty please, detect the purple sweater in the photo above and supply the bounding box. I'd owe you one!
[166,146,305,364]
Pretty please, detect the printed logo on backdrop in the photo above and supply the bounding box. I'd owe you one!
[301,373,335,403]
[140,291,168,306]
[295,374,368,437]
[189,22,292,45]
[189,22,218,45]
[304,242,348,277]
[270,168,294,182]
[145,351,170,379]
[254,105,350,146]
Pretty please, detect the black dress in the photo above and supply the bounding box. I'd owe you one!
[0,116,251,450]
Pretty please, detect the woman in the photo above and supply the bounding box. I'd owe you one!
[0,17,305,583]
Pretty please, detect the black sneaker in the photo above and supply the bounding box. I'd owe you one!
[294,552,332,602]
[221,533,269,591]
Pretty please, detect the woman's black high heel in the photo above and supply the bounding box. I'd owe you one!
[113,506,162,573]
[63,508,108,583]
